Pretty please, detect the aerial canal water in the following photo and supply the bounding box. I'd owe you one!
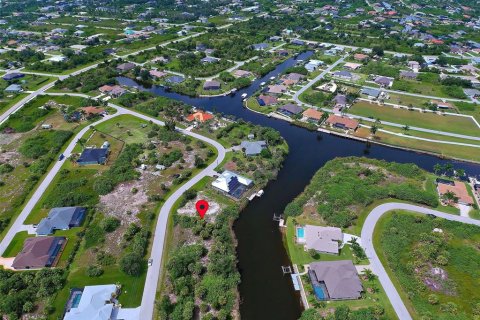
[117,52,480,320]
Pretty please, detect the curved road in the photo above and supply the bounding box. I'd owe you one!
[0,97,226,320]
[361,202,480,320]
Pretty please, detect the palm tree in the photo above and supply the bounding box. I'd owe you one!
[403,124,410,133]
[362,269,375,281]
[433,163,443,175]
[370,124,378,136]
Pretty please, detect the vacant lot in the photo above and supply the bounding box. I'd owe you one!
[376,211,480,320]
[350,101,479,136]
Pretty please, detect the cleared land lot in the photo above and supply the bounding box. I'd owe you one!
[350,101,479,136]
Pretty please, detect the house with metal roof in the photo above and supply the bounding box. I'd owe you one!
[11,236,66,269]
[212,170,253,198]
[166,75,184,84]
[278,104,303,116]
[308,260,363,300]
[36,207,86,236]
[240,140,267,156]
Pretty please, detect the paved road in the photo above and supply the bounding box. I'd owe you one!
[361,202,480,320]
[362,85,469,103]
[0,94,226,319]
[111,106,226,319]
[292,57,480,142]
[0,112,121,256]
[292,54,348,101]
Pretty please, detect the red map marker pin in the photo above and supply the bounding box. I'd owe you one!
[195,200,209,219]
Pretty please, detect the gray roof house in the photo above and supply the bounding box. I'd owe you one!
[36,207,86,236]
[309,260,363,300]
[333,70,353,79]
[240,140,267,156]
[303,225,343,254]
[203,80,221,90]
[400,70,418,80]
[360,87,381,99]
[201,56,219,64]
[374,76,393,87]
[4,84,23,93]
[278,104,303,116]
[116,62,136,72]
[252,43,269,50]
[166,75,184,84]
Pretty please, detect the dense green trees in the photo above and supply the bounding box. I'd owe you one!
[284,158,438,227]
[93,143,143,195]
[0,269,65,317]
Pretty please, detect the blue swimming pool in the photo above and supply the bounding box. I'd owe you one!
[313,285,327,300]
[71,292,82,308]
[296,227,305,239]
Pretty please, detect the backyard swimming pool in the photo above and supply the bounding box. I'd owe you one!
[296,227,305,240]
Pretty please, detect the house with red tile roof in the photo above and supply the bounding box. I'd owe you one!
[186,111,214,122]
[325,115,359,131]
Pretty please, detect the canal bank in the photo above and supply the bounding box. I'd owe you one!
[117,51,480,320]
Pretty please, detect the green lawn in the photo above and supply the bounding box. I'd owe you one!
[350,101,479,136]
[1,231,31,257]
[285,218,361,265]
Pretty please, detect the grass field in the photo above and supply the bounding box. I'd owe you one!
[350,101,479,136]
[355,126,480,163]
[374,211,480,319]
[1,231,31,257]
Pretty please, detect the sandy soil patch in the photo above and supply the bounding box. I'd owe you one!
[177,194,222,223]
[0,150,21,166]
[0,257,15,270]
[98,173,151,224]
[0,133,22,145]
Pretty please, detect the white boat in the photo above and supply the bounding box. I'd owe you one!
[241,93,248,98]
[256,189,264,197]
[269,76,275,80]
[260,81,266,86]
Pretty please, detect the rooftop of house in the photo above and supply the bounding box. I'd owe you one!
[240,140,267,156]
[438,181,474,205]
[36,207,86,235]
[303,225,343,254]
[77,147,109,165]
[326,114,359,130]
[12,236,66,269]
[64,285,118,320]
[302,108,324,120]
[185,111,214,122]
[309,260,363,300]
[279,103,303,114]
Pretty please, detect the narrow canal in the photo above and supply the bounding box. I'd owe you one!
[117,52,480,320]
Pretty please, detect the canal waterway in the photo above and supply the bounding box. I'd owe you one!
[117,51,480,320]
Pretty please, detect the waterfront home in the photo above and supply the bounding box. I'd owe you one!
[297,225,343,254]
[233,69,252,78]
[437,180,474,205]
[185,111,214,122]
[98,85,126,97]
[325,114,359,131]
[278,104,303,116]
[257,95,278,106]
[305,59,324,72]
[302,108,324,122]
[212,170,253,198]
[149,70,167,78]
[240,140,267,156]
[166,75,185,84]
[203,80,221,90]
[266,84,287,95]
[308,260,363,300]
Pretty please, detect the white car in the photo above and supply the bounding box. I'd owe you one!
[148,258,153,267]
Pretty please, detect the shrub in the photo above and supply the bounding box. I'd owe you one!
[100,217,121,232]
[120,252,144,276]
[85,265,104,277]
